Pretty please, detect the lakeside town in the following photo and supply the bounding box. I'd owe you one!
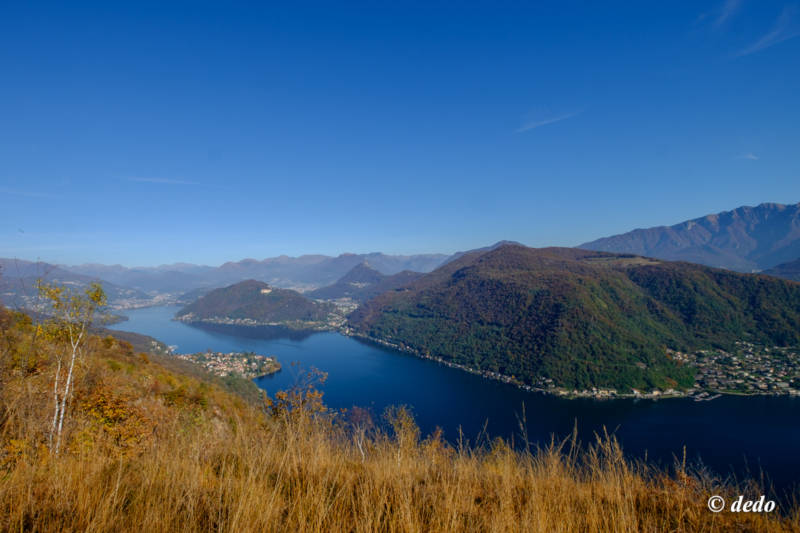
[175,313,345,331]
[670,342,800,396]
[342,328,800,400]
[174,351,281,379]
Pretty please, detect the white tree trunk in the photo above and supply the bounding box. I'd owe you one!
[54,325,83,455]
[49,356,62,449]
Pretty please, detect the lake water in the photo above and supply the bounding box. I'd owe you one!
[112,305,800,496]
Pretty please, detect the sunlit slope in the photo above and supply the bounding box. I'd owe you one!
[349,245,800,391]
[175,279,335,324]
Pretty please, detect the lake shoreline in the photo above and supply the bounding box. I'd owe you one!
[341,329,800,402]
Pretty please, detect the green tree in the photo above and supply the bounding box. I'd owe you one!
[36,280,106,454]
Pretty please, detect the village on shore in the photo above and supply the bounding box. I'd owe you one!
[174,350,281,379]
[341,328,800,401]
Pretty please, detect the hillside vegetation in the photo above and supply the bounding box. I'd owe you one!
[349,245,800,391]
[176,279,335,327]
[1,305,797,532]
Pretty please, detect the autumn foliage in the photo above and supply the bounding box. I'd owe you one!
[1,305,799,532]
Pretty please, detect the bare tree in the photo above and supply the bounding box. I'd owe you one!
[36,280,106,454]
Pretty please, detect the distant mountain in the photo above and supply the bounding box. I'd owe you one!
[0,258,149,308]
[307,262,424,303]
[580,202,800,272]
[348,244,800,391]
[65,263,215,293]
[214,252,447,289]
[175,280,336,328]
[764,258,800,282]
[63,252,449,294]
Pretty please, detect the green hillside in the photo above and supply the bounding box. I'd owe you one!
[176,279,335,327]
[348,245,800,391]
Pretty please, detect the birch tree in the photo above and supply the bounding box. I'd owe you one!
[36,281,106,454]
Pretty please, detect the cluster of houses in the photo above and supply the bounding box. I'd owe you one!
[670,342,800,396]
[175,351,281,379]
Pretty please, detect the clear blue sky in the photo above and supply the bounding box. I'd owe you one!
[1,1,798,266]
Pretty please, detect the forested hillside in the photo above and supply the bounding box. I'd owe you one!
[176,279,335,326]
[349,245,800,391]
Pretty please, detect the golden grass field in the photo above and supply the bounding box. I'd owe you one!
[1,307,798,532]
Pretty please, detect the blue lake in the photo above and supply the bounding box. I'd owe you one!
[112,305,800,496]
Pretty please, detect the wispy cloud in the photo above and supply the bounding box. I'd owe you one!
[737,152,760,160]
[735,5,800,56]
[516,110,582,133]
[127,177,200,185]
[714,0,743,28]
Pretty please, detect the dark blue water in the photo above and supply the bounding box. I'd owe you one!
[112,306,800,496]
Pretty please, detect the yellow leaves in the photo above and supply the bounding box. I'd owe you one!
[1,439,30,470]
[36,279,107,331]
[162,384,209,410]
[80,386,154,455]
[87,281,107,307]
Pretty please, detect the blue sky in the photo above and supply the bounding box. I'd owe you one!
[1,1,798,266]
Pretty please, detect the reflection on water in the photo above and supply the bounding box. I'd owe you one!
[186,322,318,341]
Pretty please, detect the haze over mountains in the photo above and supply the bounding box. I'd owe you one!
[580,202,800,273]
[65,252,448,294]
[0,258,150,309]
[765,258,800,282]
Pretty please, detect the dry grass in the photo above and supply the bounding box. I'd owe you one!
[1,309,799,532]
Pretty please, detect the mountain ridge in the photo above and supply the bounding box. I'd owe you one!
[580,202,800,272]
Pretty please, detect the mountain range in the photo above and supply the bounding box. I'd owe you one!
[4,201,800,313]
[64,252,449,294]
[0,258,150,309]
[580,202,800,273]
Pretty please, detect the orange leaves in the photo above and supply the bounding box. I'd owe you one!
[79,386,154,454]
